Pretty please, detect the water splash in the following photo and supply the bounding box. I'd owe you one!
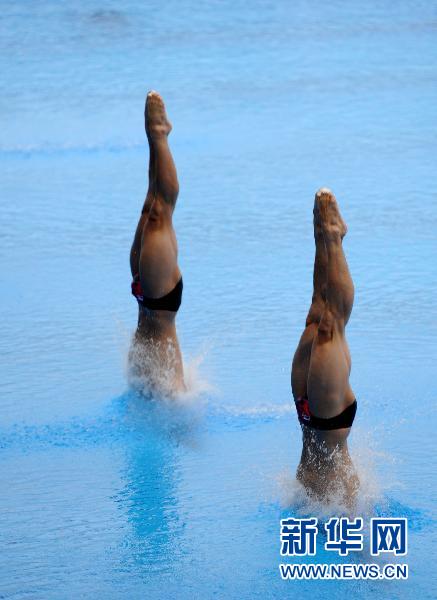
[120,335,215,444]
[275,429,397,520]
[127,335,184,399]
[126,333,213,403]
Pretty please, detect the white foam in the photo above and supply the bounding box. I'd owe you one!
[275,429,396,519]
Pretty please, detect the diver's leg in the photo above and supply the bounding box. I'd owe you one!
[130,91,179,277]
[129,122,155,277]
[144,91,179,207]
[291,206,328,398]
[130,214,146,279]
[306,206,328,326]
[307,188,354,417]
[317,188,353,325]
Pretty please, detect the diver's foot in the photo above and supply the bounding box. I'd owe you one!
[315,188,347,240]
[145,91,172,139]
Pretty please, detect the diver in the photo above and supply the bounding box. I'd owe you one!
[291,188,358,504]
[129,91,184,395]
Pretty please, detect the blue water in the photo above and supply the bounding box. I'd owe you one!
[1,1,436,598]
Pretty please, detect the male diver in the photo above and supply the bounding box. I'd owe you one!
[291,188,358,503]
[129,91,184,395]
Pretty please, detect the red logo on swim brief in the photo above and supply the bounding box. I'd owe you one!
[296,397,311,422]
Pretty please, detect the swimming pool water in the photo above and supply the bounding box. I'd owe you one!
[1,1,436,598]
